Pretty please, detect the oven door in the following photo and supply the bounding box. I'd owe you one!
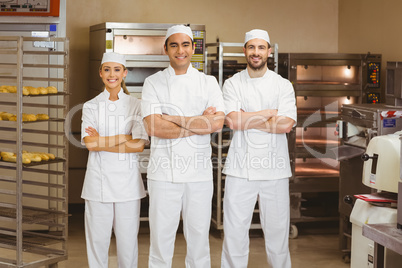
[114,29,167,59]
[125,60,169,98]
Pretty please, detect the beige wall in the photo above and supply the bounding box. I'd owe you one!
[66,0,339,203]
[66,0,339,109]
[339,0,402,62]
[338,0,402,104]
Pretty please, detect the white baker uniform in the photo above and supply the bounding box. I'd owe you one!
[221,69,297,268]
[141,64,224,268]
[81,89,147,268]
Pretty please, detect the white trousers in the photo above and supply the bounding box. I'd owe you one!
[147,180,213,268]
[221,176,291,268]
[85,199,141,268]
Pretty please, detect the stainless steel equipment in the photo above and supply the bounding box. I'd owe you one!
[385,61,402,229]
[89,22,206,99]
[339,104,402,208]
[386,62,402,106]
[0,36,69,267]
[399,150,402,229]
[277,53,382,241]
[399,128,402,230]
[337,103,402,261]
[279,53,382,102]
[349,133,402,268]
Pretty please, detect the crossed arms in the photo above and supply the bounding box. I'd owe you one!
[225,109,295,134]
[83,127,146,153]
[143,106,293,138]
[85,106,292,149]
[143,106,225,139]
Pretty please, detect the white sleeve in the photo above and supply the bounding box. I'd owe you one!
[222,78,242,115]
[131,99,149,141]
[81,101,98,145]
[141,77,162,118]
[206,76,225,113]
[277,78,297,124]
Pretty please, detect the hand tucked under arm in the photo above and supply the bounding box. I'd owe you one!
[83,126,132,151]
[254,115,295,134]
[103,139,146,153]
[225,109,278,130]
[161,106,225,135]
[143,114,196,139]
[85,137,146,153]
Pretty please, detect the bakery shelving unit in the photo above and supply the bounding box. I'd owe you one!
[0,36,69,267]
[204,42,278,231]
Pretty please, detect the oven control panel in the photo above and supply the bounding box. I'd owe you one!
[367,62,380,88]
[194,37,204,54]
[367,92,380,103]
[0,0,59,17]
[191,30,205,71]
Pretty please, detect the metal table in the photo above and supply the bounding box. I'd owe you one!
[362,223,402,268]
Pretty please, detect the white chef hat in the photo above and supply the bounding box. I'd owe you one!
[101,52,126,67]
[244,29,270,45]
[165,24,193,41]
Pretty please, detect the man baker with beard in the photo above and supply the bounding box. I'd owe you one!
[220,29,297,268]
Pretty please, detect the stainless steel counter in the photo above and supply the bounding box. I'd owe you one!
[362,223,402,268]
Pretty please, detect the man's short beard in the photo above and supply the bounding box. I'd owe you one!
[249,63,266,71]
[247,57,268,71]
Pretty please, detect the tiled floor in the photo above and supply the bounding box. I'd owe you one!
[60,212,350,268]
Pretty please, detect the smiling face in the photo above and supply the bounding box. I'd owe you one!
[243,38,271,72]
[99,62,127,92]
[164,33,195,75]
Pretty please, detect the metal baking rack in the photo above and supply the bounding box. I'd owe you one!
[0,36,69,268]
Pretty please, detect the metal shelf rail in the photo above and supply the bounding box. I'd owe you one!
[0,36,69,268]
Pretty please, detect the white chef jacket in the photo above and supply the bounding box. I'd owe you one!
[81,89,148,202]
[141,64,225,183]
[222,69,297,181]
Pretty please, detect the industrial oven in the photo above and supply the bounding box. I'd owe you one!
[277,53,383,239]
[386,61,402,106]
[89,22,206,99]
